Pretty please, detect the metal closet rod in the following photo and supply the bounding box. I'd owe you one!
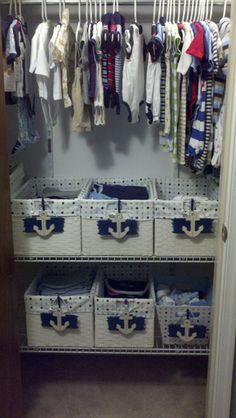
[0,0,231,4]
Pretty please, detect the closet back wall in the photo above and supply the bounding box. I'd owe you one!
[2,3,225,178]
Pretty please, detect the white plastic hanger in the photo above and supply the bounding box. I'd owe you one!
[177,0,181,22]
[153,0,157,23]
[189,0,195,21]
[209,0,213,20]
[89,0,93,22]
[197,0,202,20]
[104,0,107,14]
[222,0,227,18]
[94,0,97,23]
[157,0,162,21]
[161,0,165,20]
[99,0,102,20]
[134,0,137,23]
[166,0,170,21]
[173,0,176,23]
[186,0,191,22]
[77,0,81,23]
[182,0,187,21]
[18,0,22,18]
[193,0,198,21]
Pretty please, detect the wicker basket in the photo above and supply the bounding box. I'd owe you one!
[25,265,98,347]
[155,276,212,346]
[11,177,89,256]
[94,265,155,348]
[154,177,219,257]
[80,177,156,256]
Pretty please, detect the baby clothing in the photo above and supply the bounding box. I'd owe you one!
[122,23,145,123]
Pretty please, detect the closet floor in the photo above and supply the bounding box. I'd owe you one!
[22,354,207,418]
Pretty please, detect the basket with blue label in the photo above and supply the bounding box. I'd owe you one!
[155,276,212,346]
[11,176,89,256]
[94,265,155,348]
[154,177,218,257]
[24,265,99,347]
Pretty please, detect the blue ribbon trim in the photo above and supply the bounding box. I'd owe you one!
[40,312,78,329]
[97,219,138,236]
[168,323,207,338]
[172,218,213,234]
[107,315,145,331]
[23,217,65,233]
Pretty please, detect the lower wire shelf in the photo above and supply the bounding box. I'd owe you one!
[19,336,210,356]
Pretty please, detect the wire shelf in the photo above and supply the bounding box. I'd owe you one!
[19,336,210,356]
[15,255,215,263]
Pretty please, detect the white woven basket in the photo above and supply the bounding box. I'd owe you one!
[11,177,89,256]
[154,177,219,257]
[156,305,211,346]
[80,177,156,256]
[155,276,211,346]
[94,265,155,348]
[25,265,98,347]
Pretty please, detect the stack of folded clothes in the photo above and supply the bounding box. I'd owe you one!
[89,183,149,200]
[105,277,149,299]
[37,270,92,296]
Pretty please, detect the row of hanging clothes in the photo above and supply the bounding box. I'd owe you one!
[1,0,231,175]
[2,0,39,154]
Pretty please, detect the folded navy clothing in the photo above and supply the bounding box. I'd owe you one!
[93,183,149,200]
[37,273,92,296]
[105,278,149,299]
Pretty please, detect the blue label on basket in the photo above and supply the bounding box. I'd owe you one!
[24,216,64,234]
[107,315,145,332]
[40,313,78,329]
[168,324,206,338]
[172,218,213,234]
[97,219,138,237]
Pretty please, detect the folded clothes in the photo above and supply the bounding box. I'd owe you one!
[89,191,117,200]
[38,187,80,199]
[156,284,208,306]
[105,278,149,299]
[37,272,92,296]
[92,183,149,200]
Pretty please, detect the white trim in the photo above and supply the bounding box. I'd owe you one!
[206,3,236,418]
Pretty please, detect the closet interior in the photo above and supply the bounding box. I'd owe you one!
[0,0,232,417]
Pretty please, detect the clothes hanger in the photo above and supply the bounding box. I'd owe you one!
[173,0,176,23]
[89,0,93,22]
[78,0,81,23]
[205,0,209,21]
[153,0,157,24]
[193,0,198,21]
[104,0,107,14]
[99,0,102,20]
[157,0,162,21]
[197,0,202,20]
[222,0,227,18]
[161,0,165,20]
[85,0,89,21]
[186,0,191,22]
[18,0,22,19]
[182,0,187,21]
[209,0,213,21]
[177,0,181,22]
[166,0,170,22]
[189,0,195,21]
[41,0,45,21]
[94,0,97,23]
[134,0,137,24]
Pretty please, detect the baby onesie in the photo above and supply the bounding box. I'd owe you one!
[122,23,145,124]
